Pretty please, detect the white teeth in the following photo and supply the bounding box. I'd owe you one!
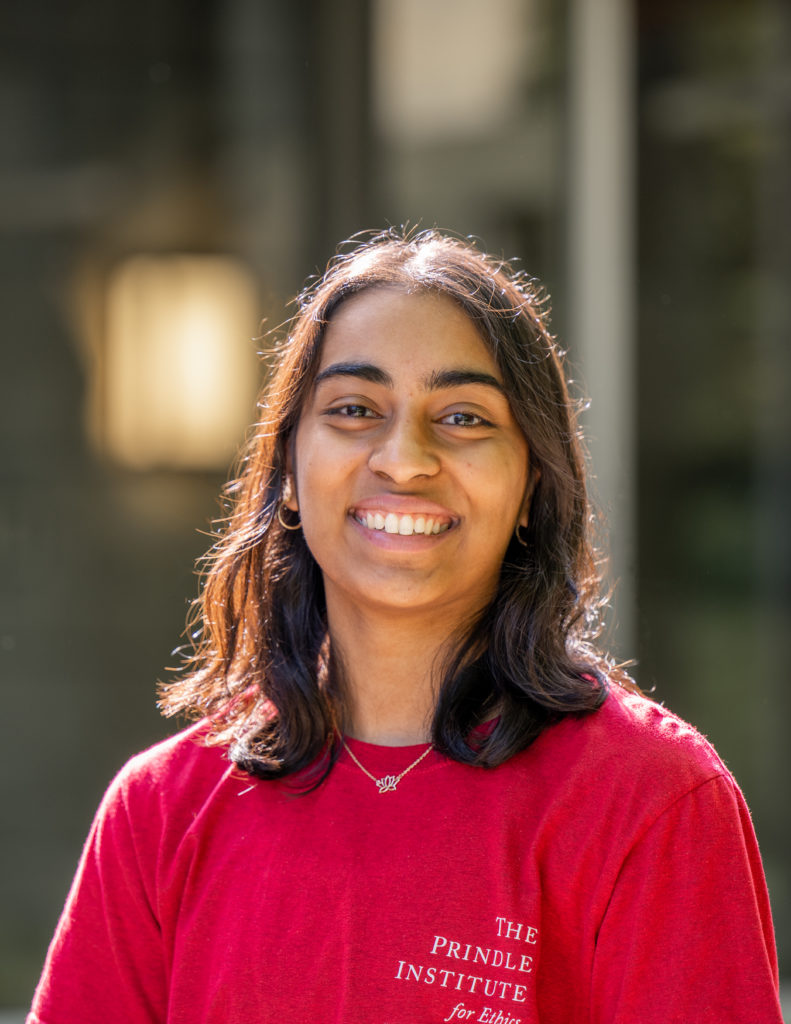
[356,510,451,536]
[398,515,414,536]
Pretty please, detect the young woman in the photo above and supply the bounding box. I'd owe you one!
[29,230,782,1023]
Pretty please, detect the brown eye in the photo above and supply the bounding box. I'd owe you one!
[331,404,377,418]
[440,411,492,427]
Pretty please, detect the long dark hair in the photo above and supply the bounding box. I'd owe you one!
[159,228,635,782]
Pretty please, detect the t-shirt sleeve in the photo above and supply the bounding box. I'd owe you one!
[27,769,167,1024]
[590,772,783,1023]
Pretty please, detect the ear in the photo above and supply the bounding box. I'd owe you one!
[518,465,541,528]
[282,445,299,512]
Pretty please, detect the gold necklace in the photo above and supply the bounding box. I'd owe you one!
[341,737,433,793]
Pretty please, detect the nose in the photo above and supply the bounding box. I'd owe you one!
[367,414,441,483]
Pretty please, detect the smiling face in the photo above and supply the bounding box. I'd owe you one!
[286,287,533,630]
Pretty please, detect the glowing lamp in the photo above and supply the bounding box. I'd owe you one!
[103,254,260,471]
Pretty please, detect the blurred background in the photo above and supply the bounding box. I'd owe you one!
[1,0,789,1013]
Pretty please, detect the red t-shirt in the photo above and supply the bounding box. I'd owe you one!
[29,688,783,1023]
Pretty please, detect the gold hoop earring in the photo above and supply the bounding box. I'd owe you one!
[277,501,302,530]
[515,524,528,547]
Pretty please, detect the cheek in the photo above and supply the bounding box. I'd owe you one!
[292,424,327,498]
[292,437,354,551]
[476,449,529,510]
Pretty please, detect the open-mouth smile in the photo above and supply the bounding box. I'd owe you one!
[350,510,453,537]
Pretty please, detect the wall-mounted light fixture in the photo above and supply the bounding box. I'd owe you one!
[101,254,261,472]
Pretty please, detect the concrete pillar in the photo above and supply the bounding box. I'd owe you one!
[567,0,636,658]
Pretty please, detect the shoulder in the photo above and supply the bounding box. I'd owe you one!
[519,684,734,824]
[99,721,237,829]
[590,684,727,780]
[495,687,758,907]
[122,719,228,773]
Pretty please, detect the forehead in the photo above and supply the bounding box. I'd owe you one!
[318,286,499,376]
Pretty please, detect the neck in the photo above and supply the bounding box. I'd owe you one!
[328,602,464,746]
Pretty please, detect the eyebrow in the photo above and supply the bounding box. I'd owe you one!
[313,361,505,395]
[424,368,505,394]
